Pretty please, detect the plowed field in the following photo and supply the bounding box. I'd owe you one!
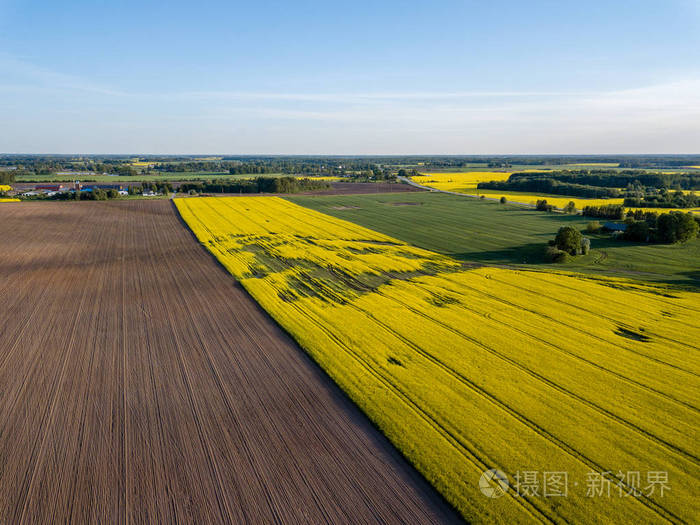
[0,201,457,524]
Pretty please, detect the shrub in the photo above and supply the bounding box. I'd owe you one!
[544,245,571,263]
[553,251,571,263]
[544,245,562,261]
[586,221,601,233]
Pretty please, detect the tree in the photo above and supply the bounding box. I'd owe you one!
[624,220,650,242]
[581,237,591,255]
[657,212,699,243]
[536,199,553,211]
[564,201,576,214]
[554,226,583,255]
[500,196,507,204]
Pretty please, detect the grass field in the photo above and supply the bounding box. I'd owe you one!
[15,171,264,182]
[289,192,700,285]
[176,196,700,524]
[0,200,455,523]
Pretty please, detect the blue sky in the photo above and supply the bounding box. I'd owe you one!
[1,0,699,154]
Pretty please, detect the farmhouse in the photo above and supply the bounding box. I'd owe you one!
[603,222,627,232]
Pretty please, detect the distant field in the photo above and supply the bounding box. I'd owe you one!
[412,172,698,213]
[14,172,346,183]
[176,196,700,524]
[421,163,691,173]
[421,162,617,173]
[413,171,626,209]
[288,192,700,285]
[15,171,261,182]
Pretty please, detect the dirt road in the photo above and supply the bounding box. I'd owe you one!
[0,201,458,524]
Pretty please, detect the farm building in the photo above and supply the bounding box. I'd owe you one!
[603,222,627,232]
[81,184,126,191]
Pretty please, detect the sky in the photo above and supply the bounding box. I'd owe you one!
[1,0,700,154]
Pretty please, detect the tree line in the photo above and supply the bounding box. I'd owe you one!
[178,177,329,194]
[623,212,699,243]
[479,178,621,198]
[623,190,698,209]
[508,170,699,190]
[581,205,625,220]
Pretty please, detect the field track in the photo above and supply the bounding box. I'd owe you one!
[0,201,458,524]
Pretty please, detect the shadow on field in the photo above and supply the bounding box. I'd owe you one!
[658,271,700,289]
[588,236,649,249]
[452,242,548,265]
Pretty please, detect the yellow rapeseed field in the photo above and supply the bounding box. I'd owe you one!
[0,198,20,202]
[0,185,12,192]
[413,171,512,191]
[304,175,343,181]
[176,196,699,524]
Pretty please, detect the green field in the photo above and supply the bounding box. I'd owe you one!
[15,172,286,183]
[288,191,700,286]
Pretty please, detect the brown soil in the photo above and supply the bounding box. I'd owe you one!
[0,201,457,524]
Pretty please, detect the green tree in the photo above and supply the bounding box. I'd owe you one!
[536,199,553,212]
[624,220,650,242]
[500,196,507,204]
[564,201,576,214]
[657,212,699,243]
[554,226,583,255]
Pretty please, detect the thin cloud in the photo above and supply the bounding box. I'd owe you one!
[2,53,699,153]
